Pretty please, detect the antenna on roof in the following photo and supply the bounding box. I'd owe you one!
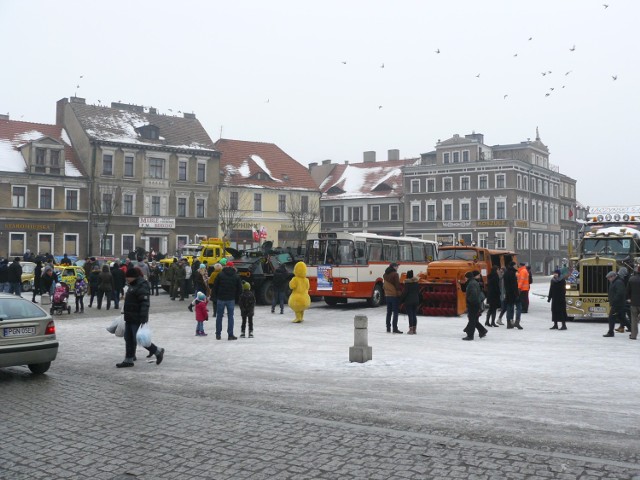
[219,125,223,140]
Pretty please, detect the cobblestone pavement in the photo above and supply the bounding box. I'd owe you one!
[1,293,640,479]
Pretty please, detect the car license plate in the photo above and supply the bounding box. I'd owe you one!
[3,326,36,337]
[589,306,606,313]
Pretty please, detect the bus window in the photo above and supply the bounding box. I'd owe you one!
[399,241,412,262]
[490,254,501,268]
[425,243,436,262]
[355,241,367,265]
[336,240,355,265]
[367,239,383,261]
[383,241,399,263]
[411,242,425,262]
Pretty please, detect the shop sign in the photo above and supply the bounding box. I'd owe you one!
[476,220,507,227]
[138,217,176,229]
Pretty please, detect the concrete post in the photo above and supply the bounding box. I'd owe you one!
[41,294,51,306]
[349,314,372,363]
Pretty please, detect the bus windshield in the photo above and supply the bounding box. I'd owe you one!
[306,239,355,265]
[437,248,478,261]
[582,238,636,258]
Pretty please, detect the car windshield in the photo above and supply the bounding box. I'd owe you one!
[437,249,478,261]
[582,238,634,258]
[0,297,47,320]
[21,263,36,274]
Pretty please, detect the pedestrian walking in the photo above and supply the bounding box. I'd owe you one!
[8,257,23,296]
[504,262,522,329]
[111,261,125,310]
[32,260,43,303]
[462,271,488,341]
[400,270,420,334]
[212,261,242,340]
[97,264,114,310]
[74,272,88,313]
[548,269,568,330]
[116,267,165,368]
[41,266,56,298]
[192,264,210,298]
[183,261,192,297]
[626,264,640,340]
[88,265,100,307]
[496,267,506,325]
[148,261,161,296]
[383,262,403,334]
[484,266,501,327]
[194,291,209,336]
[603,270,629,337]
[271,264,288,314]
[517,262,530,314]
[0,258,9,293]
[240,281,256,338]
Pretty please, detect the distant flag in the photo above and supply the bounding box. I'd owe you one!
[252,227,260,242]
[259,226,268,239]
[569,208,573,218]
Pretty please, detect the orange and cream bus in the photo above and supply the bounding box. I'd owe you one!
[305,232,438,307]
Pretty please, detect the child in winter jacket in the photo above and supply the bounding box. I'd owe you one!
[239,281,256,338]
[74,273,88,313]
[194,291,209,336]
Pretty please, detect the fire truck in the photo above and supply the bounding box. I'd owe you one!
[566,206,640,320]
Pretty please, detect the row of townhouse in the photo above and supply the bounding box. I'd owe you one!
[310,131,586,275]
[0,97,321,260]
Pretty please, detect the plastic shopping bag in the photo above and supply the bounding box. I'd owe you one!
[106,317,120,334]
[114,317,126,337]
[136,323,152,348]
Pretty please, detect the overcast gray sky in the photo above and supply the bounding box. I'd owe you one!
[1,0,637,207]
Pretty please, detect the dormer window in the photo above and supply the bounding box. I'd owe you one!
[136,124,160,140]
[253,172,269,180]
[29,142,65,175]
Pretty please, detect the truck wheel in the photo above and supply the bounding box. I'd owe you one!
[259,280,273,305]
[324,296,339,306]
[367,284,384,307]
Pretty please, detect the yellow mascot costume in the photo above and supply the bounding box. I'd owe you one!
[288,261,311,323]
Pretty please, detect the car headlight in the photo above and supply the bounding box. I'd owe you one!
[566,299,573,305]
[575,300,582,307]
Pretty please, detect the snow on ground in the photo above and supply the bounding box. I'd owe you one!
[51,276,640,454]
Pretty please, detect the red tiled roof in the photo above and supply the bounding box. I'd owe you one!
[214,138,319,191]
[0,119,86,176]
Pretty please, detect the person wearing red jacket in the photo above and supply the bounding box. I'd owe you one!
[194,291,209,336]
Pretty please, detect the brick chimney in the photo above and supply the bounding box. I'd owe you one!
[388,149,400,161]
[56,98,69,126]
[363,151,376,163]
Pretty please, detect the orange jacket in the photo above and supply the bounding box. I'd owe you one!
[517,266,530,291]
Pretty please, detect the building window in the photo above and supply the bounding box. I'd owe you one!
[523,176,528,191]
[230,191,239,210]
[36,148,46,165]
[427,178,435,192]
[65,189,79,210]
[349,207,362,222]
[517,175,522,190]
[102,192,113,214]
[495,232,506,249]
[149,158,164,179]
[124,155,134,177]
[443,177,452,191]
[478,232,488,248]
[301,195,309,214]
[102,234,114,256]
[460,202,470,220]
[479,201,489,220]
[371,205,380,221]
[517,232,522,250]
[178,160,187,181]
[496,200,506,219]
[50,150,60,166]
[460,176,470,191]
[479,175,488,189]
[411,203,420,222]
[176,235,189,249]
[443,152,450,164]
[462,150,469,162]
[333,207,342,222]
[390,205,399,221]
[12,186,26,208]
[197,162,206,183]
[9,232,26,257]
[279,195,286,213]
[39,187,53,209]
[122,234,135,255]
[64,234,78,256]
[254,193,262,212]
[151,196,161,216]
[123,194,133,215]
[453,151,460,163]
[102,154,113,176]
[411,179,420,193]
[177,198,187,217]
[427,203,436,222]
[196,199,205,218]
[496,174,505,189]
[444,203,452,221]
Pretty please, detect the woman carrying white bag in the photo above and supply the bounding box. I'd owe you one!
[116,266,165,368]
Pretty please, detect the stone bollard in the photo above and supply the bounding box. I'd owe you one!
[349,314,372,363]
[41,294,51,306]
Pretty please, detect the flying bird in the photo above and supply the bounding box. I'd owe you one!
[341,61,347,64]
[503,94,508,100]
[513,53,518,57]
[562,86,566,89]
[549,87,555,91]
[79,75,83,78]
[435,48,440,54]
[475,73,480,78]
[612,75,618,80]
[265,99,270,103]
[545,93,551,97]
[565,70,572,76]
[378,105,383,109]
[548,70,552,74]
[603,4,609,8]
[569,45,576,51]
[528,37,533,41]
[380,63,384,68]
[541,72,547,76]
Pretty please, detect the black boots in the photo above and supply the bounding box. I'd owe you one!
[550,323,558,329]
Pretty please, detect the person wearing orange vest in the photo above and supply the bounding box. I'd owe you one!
[517,262,531,314]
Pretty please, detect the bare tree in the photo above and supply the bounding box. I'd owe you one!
[286,193,320,246]
[218,189,251,241]
[92,185,121,256]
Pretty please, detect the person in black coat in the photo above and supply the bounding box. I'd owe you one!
[503,262,521,329]
[547,269,568,330]
[484,266,501,327]
[32,260,43,303]
[400,270,420,335]
[116,267,164,368]
[111,262,126,310]
[212,262,243,340]
[8,257,23,296]
[271,264,289,314]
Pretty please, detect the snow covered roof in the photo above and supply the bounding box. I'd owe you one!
[319,160,415,200]
[215,138,319,191]
[68,100,217,153]
[0,119,85,176]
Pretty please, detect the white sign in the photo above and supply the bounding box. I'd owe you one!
[138,217,176,229]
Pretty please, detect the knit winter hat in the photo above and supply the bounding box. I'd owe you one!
[219,258,227,265]
[226,261,235,268]
[125,267,140,278]
[242,281,251,291]
[197,291,206,301]
[199,264,206,269]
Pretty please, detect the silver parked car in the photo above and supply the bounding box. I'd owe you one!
[0,293,59,374]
